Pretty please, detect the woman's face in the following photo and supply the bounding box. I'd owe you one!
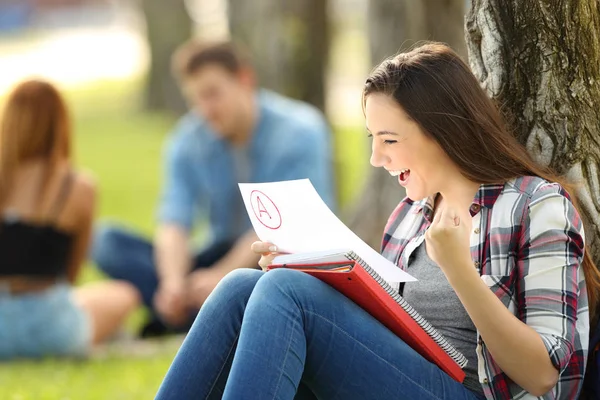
[365,93,453,201]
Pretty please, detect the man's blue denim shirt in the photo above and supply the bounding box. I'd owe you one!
[157,89,336,246]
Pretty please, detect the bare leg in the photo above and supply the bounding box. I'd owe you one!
[73,280,141,344]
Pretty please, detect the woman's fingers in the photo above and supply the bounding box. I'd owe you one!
[251,241,280,271]
[258,253,276,271]
[251,241,278,255]
[251,241,290,271]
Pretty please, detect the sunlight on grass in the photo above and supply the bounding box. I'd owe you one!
[74,111,174,235]
[0,347,178,400]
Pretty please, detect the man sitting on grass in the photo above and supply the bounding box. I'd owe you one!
[91,39,336,337]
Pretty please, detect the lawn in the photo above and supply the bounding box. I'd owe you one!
[0,340,182,400]
[0,78,368,399]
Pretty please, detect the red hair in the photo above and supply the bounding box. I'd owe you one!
[0,79,72,217]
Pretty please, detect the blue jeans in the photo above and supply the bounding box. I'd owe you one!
[90,223,235,329]
[155,269,485,400]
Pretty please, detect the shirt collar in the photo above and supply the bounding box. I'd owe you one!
[415,182,505,222]
[199,89,266,151]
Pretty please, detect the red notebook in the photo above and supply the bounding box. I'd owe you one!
[268,250,467,383]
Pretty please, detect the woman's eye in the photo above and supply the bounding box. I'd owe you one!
[383,140,397,145]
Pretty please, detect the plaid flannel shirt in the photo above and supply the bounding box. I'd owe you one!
[381,176,589,400]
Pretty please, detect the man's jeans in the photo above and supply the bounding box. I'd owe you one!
[155,268,485,400]
[90,223,234,329]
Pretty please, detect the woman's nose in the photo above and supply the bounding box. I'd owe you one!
[370,147,390,168]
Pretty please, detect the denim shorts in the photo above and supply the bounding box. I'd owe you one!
[0,282,91,360]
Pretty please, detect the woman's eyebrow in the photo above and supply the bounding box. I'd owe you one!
[366,128,399,136]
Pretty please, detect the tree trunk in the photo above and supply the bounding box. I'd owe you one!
[465,0,600,261]
[141,0,192,115]
[347,0,467,250]
[228,0,329,112]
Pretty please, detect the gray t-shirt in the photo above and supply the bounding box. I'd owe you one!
[402,241,483,395]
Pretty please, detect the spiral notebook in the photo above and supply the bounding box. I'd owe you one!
[269,250,468,382]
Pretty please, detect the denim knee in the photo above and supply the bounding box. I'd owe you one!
[251,268,314,303]
[202,268,264,310]
[89,224,126,273]
[214,269,264,296]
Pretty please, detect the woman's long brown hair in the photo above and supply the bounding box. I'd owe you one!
[363,42,600,327]
[0,79,71,218]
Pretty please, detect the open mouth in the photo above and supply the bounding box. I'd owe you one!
[389,169,411,185]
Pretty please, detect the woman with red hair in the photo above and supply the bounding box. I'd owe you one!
[0,79,140,359]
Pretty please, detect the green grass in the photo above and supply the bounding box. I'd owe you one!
[0,350,177,400]
[0,77,369,399]
[67,78,173,235]
[0,338,180,400]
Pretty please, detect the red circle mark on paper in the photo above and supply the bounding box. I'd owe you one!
[250,190,282,230]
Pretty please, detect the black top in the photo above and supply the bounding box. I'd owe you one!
[0,173,75,277]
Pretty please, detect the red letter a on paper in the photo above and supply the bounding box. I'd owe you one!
[256,196,272,220]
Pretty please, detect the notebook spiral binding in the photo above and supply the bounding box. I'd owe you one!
[346,251,469,369]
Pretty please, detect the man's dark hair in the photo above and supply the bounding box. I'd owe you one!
[171,40,252,81]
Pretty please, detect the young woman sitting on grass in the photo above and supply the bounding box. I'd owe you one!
[155,43,600,400]
[0,79,140,360]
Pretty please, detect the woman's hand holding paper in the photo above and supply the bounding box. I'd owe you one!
[251,241,281,271]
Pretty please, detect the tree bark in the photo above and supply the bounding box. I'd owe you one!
[347,0,467,250]
[141,0,192,115]
[228,0,329,112]
[466,0,600,260]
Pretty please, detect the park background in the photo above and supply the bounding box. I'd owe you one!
[2,0,599,399]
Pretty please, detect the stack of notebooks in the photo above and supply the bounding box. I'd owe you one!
[270,249,469,382]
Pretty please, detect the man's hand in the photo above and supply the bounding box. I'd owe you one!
[153,278,189,327]
[185,268,226,309]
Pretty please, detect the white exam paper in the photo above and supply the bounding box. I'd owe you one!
[238,179,416,284]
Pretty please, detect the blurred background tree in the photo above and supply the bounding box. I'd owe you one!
[228,0,329,112]
[141,0,192,115]
[466,0,600,260]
